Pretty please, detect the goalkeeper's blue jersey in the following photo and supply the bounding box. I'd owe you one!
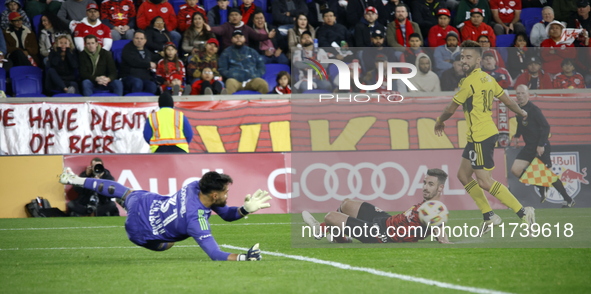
[124,181,242,260]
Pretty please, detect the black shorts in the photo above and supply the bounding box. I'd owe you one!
[516,143,552,167]
[355,202,392,243]
[462,134,498,170]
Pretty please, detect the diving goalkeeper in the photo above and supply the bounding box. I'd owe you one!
[59,168,271,261]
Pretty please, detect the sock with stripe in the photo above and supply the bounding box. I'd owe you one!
[489,181,524,215]
[464,179,493,218]
[83,178,131,199]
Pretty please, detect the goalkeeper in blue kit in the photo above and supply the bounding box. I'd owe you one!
[59,168,271,261]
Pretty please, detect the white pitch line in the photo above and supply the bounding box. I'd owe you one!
[221,244,513,294]
[0,223,292,231]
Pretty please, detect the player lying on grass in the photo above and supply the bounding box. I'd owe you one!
[59,168,271,261]
[302,168,451,244]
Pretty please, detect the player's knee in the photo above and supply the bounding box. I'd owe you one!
[476,178,493,191]
[510,165,522,178]
[339,198,352,213]
[324,211,339,226]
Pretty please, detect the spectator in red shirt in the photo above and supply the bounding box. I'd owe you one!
[490,0,526,35]
[73,4,113,51]
[100,0,136,40]
[136,0,181,45]
[553,58,586,88]
[481,50,513,88]
[514,55,553,89]
[177,0,207,33]
[540,20,576,75]
[428,8,460,48]
[460,8,496,46]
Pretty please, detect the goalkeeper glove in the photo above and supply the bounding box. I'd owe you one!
[238,243,261,261]
[241,189,271,215]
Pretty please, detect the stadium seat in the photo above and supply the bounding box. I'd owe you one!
[52,93,83,97]
[496,34,515,47]
[520,8,543,36]
[111,39,131,65]
[0,68,5,92]
[232,90,261,95]
[263,63,290,90]
[125,92,157,96]
[203,0,235,11]
[11,66,45,97]
[170,0,186,14]
[303,89,331,94]
[33,14,42,34]
[91,92,120,96]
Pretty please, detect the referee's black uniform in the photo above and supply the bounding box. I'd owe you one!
[514,101,551,165]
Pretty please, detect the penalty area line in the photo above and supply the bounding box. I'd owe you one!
[221,244,513,294]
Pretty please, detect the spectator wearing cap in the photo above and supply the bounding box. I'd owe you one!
[360,29,396,74]
[58,0,97,30]
[186,37,220,85]
[568,0,591,37]
[156,42,189,95]
[514,54,553,89]
[272,0,309,34]
[386,4,422,52]
[207,8,274,52]
[552,0,578,23]
[1,0,31,31]
[315,10,352,59]
[433,31,460,75]
[182,11,214,57]
[145,16,173,61]
[207,0,230,26]
[73,3,113,51]
[540,20,577,75]
[530,6,556,47]
[250,11,289,65]
[79,34,123,96]
[454,0,491,27]
[287,13,315,58]
[428,8,460,48]
[344,0,380,29]
[552,58,586,89]
[100,0,136,41]
[354,6,386,47]
[490,0,526,36]
[177,0,207,32]
[411,0,446,42]
[120,30,158,94]
[408,53,441,92]
[460,8,496,46]
[136,0,181,46]
[291,30,332,92]
[481,50,513,88]
[4,11,39,67]
[440,54,464,91]
[218,30,269,94]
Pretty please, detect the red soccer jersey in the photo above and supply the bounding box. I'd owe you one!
[484,67,513,88]
[156,59,186,91]
[101,0,136,27]
[540,39,576,75]
[428,25,460,48]
[384,201,429,243]
[177,4,207,32]
[489,0,521,24]
[73,21,113,49]
[552,72,586,89]
[460,20,497,47]
[137,1,177,30]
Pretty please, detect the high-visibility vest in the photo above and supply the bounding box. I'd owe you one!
[148,108,189,153]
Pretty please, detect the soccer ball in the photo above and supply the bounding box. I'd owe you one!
[418,200,449,227]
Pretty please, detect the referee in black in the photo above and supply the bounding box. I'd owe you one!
[510,85,574,207]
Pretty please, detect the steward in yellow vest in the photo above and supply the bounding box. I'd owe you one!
[144,92,193,153]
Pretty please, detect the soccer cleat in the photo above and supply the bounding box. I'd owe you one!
[539,186,548,203]
[479,214,503,237]
[59,167,84,186]
[562,200,575,208]
[327,234,352,243]
[302,211,324,240]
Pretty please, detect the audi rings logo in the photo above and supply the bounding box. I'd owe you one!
[300,162,410,201]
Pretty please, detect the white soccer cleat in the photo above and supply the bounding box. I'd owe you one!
[59,167,83,186]
[522,207,536,225]
[302,211,324,240]
[479,213,503,237]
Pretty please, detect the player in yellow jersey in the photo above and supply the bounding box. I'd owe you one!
[434,40,536,236]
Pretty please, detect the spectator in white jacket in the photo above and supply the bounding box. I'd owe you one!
[530,6,556,47]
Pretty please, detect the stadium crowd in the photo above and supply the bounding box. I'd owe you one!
[1,0,591,97]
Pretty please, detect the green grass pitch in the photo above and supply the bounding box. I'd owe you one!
[1,208,590,293]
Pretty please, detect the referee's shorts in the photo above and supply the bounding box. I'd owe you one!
[516,143,552,167]
[462,134,498,170]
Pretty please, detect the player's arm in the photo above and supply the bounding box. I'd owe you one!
[497,91,527,120]
[434,101,460,136]
[189,224,261,261]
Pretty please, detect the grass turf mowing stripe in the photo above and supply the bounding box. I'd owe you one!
[0,223,292,230]
[221,244,513,294]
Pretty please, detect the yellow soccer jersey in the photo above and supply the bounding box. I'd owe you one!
[452,68,504,142]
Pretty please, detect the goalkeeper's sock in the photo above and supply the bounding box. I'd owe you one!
[465,180,493,216]
[489,181,524,214]
[483,211,494,221]
[83,178,131,199]
[552,180,573,202]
